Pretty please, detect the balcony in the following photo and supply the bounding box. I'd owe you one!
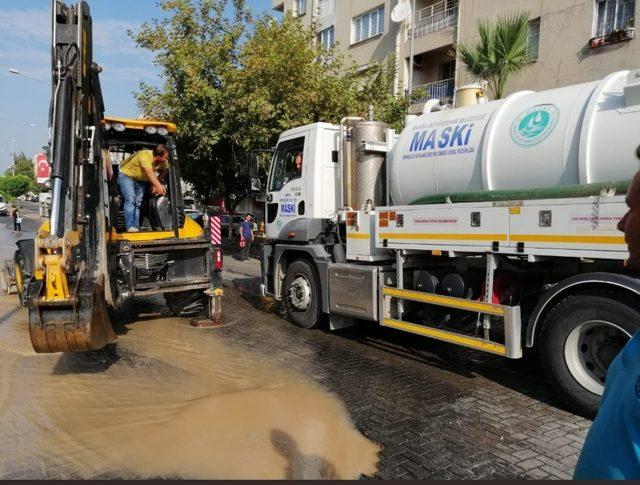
[410,0,459,39]
[589,28,635,48]
[410,78,455,103]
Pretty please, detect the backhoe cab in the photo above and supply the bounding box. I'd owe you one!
[12,0,222,354]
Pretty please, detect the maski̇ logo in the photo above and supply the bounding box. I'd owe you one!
[511,104,559,147]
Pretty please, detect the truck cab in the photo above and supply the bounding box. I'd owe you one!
[264,123,340,240]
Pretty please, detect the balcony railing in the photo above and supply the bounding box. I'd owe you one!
[410,0,459,39]
[589,27,635,48]
[316,0,334,18]
[410,78,455,103]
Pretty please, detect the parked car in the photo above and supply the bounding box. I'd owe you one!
[0,196,7,216]
[221,214,243,237]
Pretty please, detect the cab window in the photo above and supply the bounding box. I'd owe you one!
[268,137,305,192]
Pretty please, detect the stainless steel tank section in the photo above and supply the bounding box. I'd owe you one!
[350,120,388,210]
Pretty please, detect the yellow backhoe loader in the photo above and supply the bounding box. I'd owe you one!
[12,0,223,353]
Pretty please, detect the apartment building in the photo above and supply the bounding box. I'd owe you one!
[272,0,638,102]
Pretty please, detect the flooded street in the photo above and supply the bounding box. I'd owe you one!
[0,293,379,479]
[0,209,378,479]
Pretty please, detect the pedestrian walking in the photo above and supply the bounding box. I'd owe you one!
[573,170,640,479]
[11,206,22,234]
[238,214,254,261]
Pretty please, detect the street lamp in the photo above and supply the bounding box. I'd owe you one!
[7,139,16,176]
[8,68,47,85]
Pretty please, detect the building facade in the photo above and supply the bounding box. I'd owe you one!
[272,0,638,102]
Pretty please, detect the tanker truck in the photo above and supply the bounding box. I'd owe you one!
[250,69,640,418]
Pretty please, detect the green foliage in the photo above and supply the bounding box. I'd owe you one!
[0,175,32,200]
[133,2,409,207]
[458,12,531,99]
[7,152,35,182]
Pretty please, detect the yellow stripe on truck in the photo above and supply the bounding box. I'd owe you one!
[383,287,505,316]
[379,233,508,242]
[347,233,371,240]
[511,234,626,245]
[383,318,507,356]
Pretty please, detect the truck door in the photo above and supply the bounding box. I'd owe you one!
[265,134,308,239]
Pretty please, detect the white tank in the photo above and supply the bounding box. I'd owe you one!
[389,70,640,206]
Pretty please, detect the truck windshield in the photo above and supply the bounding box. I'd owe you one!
[268,137,305,192]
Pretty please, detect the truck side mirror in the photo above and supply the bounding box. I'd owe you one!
[249,151,260,179]
[248,149,274,194]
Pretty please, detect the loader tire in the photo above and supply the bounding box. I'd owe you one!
[538,293,639,419]
[164,290,207,317]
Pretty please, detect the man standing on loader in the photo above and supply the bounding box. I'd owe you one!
[118,144,169,232]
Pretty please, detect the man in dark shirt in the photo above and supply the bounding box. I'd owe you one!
[239,214,254,261]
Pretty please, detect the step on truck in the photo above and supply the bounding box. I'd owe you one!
[251,69,640,418]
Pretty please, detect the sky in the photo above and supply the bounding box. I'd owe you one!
[0,0,277,173]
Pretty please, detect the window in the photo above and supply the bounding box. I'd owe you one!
[526,17,541,61]
[294,0,306,17]
[440,60,456,80]
[317,0,334,18]
[595,0,635,37]
[353,6,385,44]
[318,26,335,50]
[268,137,305,192]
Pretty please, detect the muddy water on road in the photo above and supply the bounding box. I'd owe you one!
[0,296,379,479]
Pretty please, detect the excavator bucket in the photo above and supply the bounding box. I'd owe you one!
[27,276,116,354]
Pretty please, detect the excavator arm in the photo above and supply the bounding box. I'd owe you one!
[25,0,115,353]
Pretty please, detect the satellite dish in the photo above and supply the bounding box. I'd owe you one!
[391,1,411,23]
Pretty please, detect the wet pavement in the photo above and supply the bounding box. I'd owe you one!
[0,205,591,479]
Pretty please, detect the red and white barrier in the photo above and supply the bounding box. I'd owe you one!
[210,214,222,245]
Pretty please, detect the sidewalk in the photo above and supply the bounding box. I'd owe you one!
[221,240,262,280]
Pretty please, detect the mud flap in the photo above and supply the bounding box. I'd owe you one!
[28,276,117,354]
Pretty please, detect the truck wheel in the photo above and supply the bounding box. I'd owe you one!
[283,260,321,329]
[539,293,639,418]
[164,290,206,317]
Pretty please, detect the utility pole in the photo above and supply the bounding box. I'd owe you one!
[407,0,416,98]
[10,138,16,176]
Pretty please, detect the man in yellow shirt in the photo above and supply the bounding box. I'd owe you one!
[118,144,169,232]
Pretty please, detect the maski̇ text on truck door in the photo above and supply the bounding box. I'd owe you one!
[266,133,309,239]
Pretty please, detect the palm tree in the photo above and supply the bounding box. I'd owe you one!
[457,12,531,100]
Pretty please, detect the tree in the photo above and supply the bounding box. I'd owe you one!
[457,12,531,100]
[0,175,32,200]
[7,152,35,182]
[133,3,411,208]
[132,0,251,207]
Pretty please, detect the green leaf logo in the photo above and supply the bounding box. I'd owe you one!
[511,104,559,147]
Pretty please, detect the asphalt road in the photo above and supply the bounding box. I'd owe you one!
[0,202,41,254]
[0,204,591,479]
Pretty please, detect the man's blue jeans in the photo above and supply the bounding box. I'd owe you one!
[118,172,145,230]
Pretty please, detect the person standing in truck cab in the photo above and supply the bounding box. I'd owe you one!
[573,171,640,479]
[118,144,168,232]
[292,152,303,179]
